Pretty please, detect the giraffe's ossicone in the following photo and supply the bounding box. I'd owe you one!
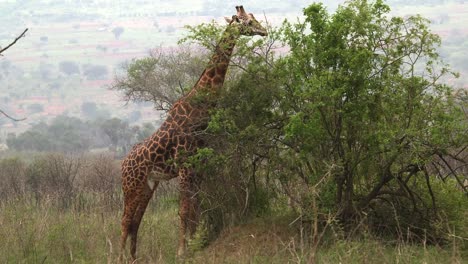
[120,5,268,261]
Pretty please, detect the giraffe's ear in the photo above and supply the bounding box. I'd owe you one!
[225,15,240,24]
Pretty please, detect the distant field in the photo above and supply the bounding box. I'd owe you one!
[0,0,467,137]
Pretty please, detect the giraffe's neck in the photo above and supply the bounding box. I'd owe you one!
[185,25,240,98]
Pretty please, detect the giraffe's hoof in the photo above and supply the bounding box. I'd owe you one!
[177,246,186,258]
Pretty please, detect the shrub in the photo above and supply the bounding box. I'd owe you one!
[366,176,468,245]
[25,154,81,209]
[0,157,26,201]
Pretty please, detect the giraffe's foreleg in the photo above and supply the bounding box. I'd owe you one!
[177,169,201,257]
[177,188,190,257]
[188,178,201,236]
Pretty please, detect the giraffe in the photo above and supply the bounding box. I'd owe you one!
[120,6,267,261]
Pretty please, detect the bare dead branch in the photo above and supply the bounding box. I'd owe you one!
[438,154,467,192]
[0,28,28,55]
[454,145,467,159]
[0,109,26,121]
[1,29,29,121]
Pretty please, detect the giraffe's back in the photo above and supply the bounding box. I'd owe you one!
[121,109,205,190]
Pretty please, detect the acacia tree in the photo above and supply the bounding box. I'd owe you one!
[186,0,467,240]
[274,0,467,236]
[112,46,208,111]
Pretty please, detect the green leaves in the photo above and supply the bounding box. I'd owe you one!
[303,3,328,35]
[178,22,223,50]
[112,46,206,111]
[274,0,466,228]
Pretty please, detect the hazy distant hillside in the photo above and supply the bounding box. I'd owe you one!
[1,0,466,141]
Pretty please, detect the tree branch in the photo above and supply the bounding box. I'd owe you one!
[1,29,29,121]
[423,167,437,215]
[437,153,468,192]
[0,28,29,55]
[0,109,26,121]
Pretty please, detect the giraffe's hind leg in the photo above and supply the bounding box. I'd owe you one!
[120,190,137,262]
[120,180,157,261]
[129,184,157,260]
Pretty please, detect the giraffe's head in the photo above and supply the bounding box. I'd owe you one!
[225,5,268,37]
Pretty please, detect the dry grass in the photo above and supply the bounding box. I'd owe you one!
[191,216,297,264]
[0,152,466,263]
[0,194,466,263]
[191,215,466,264]
[0,188,180,263]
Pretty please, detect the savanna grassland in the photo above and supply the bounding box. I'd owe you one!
[0,152,466,263]
[0,153,178,263]
[1,1,468,263]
